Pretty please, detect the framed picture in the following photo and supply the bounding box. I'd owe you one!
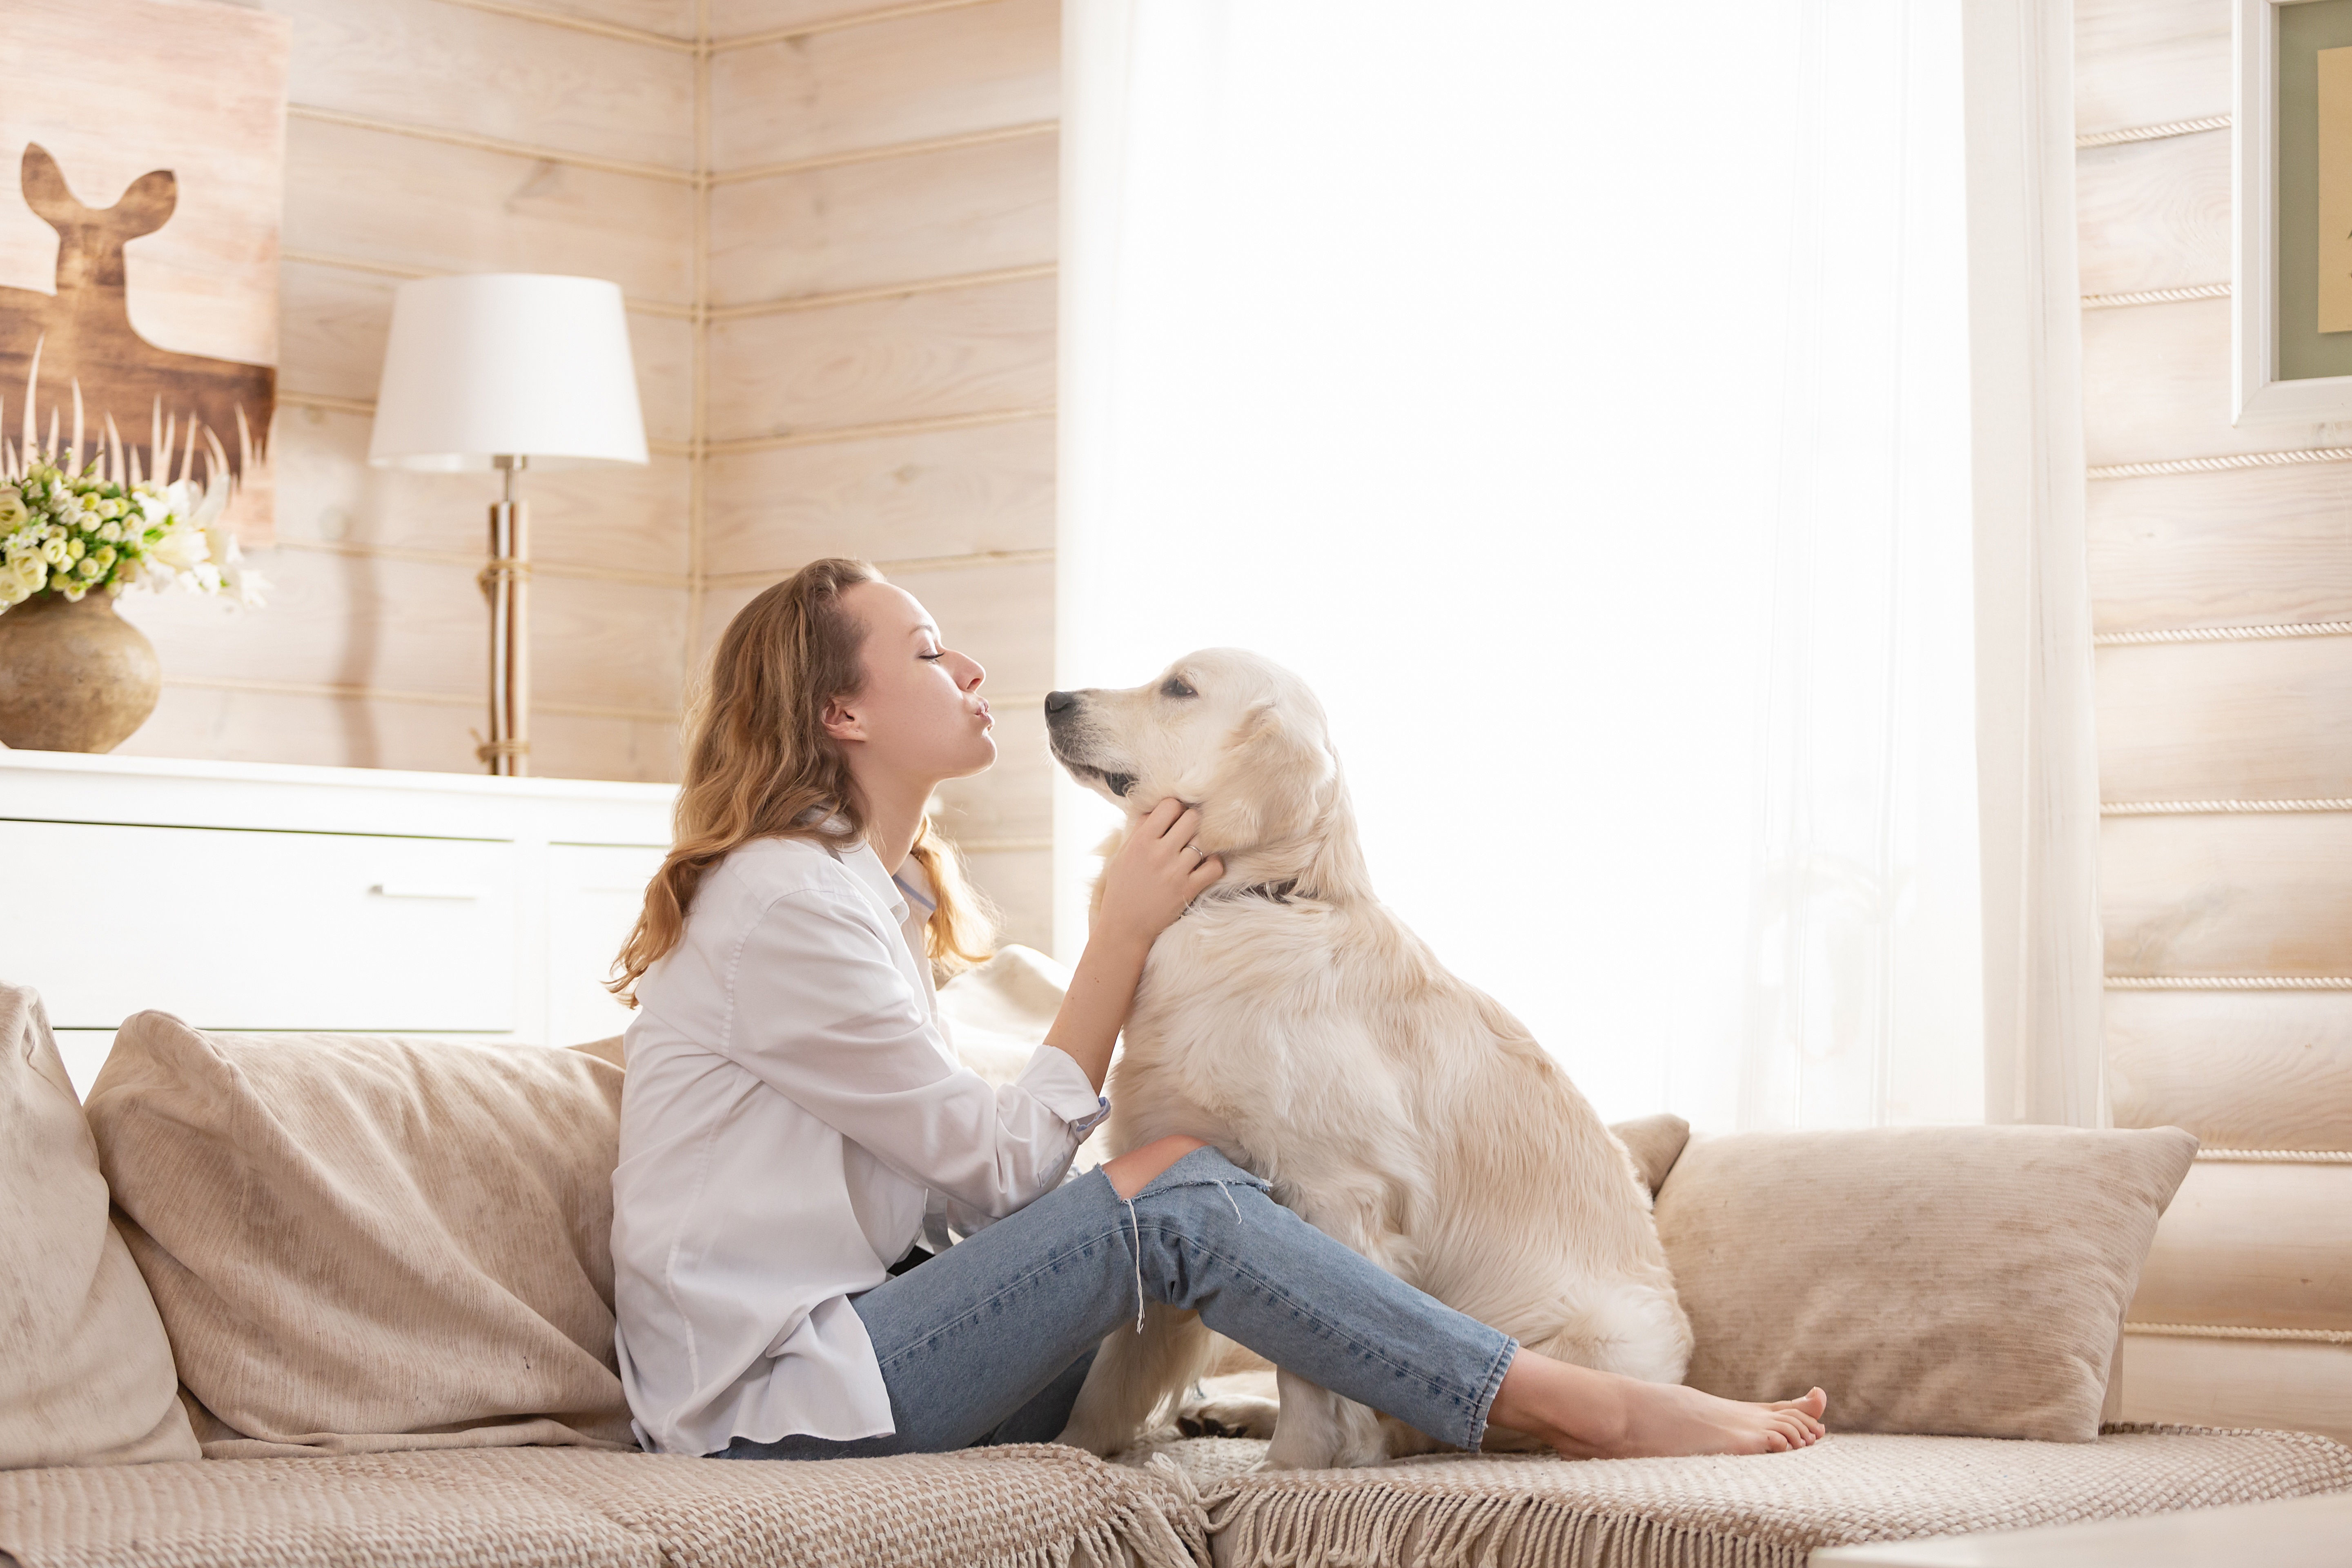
[2232,0,2352,423]
[0,0,288,537]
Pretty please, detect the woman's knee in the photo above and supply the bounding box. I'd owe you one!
[1101,1134,1210,1198]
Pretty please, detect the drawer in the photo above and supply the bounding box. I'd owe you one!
[545,842,666,1047]
[0,820,516,1031]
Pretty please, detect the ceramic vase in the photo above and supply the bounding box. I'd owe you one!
[0,592,161,753]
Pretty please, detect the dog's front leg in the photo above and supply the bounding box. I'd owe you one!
[1054,1304,1213,1456]
[1265,1367,1389,1469]
[1261,1186,1419,1469]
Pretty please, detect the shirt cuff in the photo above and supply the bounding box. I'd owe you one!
[1018,1044,1112,1135]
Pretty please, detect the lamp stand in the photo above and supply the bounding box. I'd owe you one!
[479,454,530,776]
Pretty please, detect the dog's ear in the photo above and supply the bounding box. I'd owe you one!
[1199,700,1334,851]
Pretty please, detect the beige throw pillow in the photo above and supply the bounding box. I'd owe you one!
[1608,1113,1690,1199]
[0,983,198,1468]
[84,1013,633,1456]
[1653,1125,2196,1443]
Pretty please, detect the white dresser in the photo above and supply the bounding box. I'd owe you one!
[0,751,677,1095]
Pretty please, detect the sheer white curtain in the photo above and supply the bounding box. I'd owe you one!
[1058,1,2076,1129]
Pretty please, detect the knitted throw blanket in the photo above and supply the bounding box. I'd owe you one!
[1123,1425,2352,1568]
[0,1442,1206,1568]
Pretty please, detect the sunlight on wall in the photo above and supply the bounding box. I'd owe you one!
[1059,1,1982,1129]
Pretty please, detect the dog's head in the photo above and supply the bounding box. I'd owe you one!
[1045,650,1359,892]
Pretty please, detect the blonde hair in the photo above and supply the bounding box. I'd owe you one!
[610,557,995,1004]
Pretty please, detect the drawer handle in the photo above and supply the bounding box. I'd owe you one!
[372,883,484,901]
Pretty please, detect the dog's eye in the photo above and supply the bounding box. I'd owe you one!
[1161,677,1197,699]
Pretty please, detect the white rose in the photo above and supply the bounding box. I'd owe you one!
[60,582,85,602]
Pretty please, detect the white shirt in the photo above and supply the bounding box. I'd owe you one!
[610,835,1106,1455]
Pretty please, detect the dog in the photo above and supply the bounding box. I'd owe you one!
[1045,649,1693,1469]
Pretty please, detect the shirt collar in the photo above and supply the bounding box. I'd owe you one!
[837,841,910,926]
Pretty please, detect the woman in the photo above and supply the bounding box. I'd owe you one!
[609,558,1826,1462]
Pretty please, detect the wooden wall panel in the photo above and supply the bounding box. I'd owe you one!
[708,0,898,38]
[703,0,1059,936]
[2107,991,2352,1149]
[2087,463,2352,634]
[276,406,690,575]
[2075,0,2229,137]
[706,274,1054,441]
[698,558,1052,693]
[2101,815,2352,976]
[702,416,1052,577]
[277,258,396,401]
[528,0,696,37]
[2096,637,2352,802]
[708,131,1055,304]
[118,685,679,782]
[114,549,683,714]
[2080,0,2352,1454]
[710,0,1057,170]
[528,711,682,783]
[2076,131,2227,297]
[265,0,696,169]
[2117,1334,2352,1446]
[118,684,480,773]
[2132,1163,2352,1330]
[283,116,696,305]
[2076,297,2341,468]
[889,558,1054,695]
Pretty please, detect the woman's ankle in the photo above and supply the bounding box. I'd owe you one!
[1487,1352,1626,1456]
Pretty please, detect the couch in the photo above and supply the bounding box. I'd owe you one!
[4,958,2349,1568]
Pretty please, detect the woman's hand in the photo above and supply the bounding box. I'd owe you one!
[1042,800,1223,1093]
[1094,798,1225,950]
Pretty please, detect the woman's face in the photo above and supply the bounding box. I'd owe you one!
[825,579,995,785]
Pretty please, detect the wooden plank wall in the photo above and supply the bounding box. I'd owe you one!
[703,0,1059,946]
[111,0,699,784]
[91,0,1060,947]
[2076,0,2352,1443]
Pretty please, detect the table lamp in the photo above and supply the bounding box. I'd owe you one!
[368,274,649,776]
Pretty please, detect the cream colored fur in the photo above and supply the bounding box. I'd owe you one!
[1046,650,1693,1469]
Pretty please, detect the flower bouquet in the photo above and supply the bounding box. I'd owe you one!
[0,432,267,752]
[0,450,264,611]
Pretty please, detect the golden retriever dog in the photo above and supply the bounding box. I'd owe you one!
[1044,649,1693,1470]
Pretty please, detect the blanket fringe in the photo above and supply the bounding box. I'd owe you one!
[1208,1486,1801,1568]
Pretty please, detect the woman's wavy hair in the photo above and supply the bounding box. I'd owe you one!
[609,557,995,1003]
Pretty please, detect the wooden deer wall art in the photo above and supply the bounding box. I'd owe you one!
[0,144,274,493]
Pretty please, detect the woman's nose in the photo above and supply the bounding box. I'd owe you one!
[960,654,986,690]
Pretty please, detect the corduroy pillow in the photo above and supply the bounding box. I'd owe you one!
[84,1013,633,1458]
[1653,1125,2197,1443]
[0,982,198,1468]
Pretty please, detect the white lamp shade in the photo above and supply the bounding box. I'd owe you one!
[368,273,649,471]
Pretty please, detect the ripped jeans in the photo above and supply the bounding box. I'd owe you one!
[713,1145,1517,1459]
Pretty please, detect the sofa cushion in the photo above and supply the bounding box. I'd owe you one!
[0,982,197,1470]
[1139,1425,2352,1568]
[1652,1125,2197,1443]
[83,1013,633,1456]
[0,1441,1202,1568]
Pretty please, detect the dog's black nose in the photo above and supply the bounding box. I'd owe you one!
[1043,690,1077,716]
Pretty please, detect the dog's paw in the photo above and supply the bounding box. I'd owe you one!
[1175,1371,1281,1441]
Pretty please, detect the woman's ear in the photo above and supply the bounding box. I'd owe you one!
[821,695,864,743]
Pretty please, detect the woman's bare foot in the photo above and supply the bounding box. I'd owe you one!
[1488,1350,1827,1459]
